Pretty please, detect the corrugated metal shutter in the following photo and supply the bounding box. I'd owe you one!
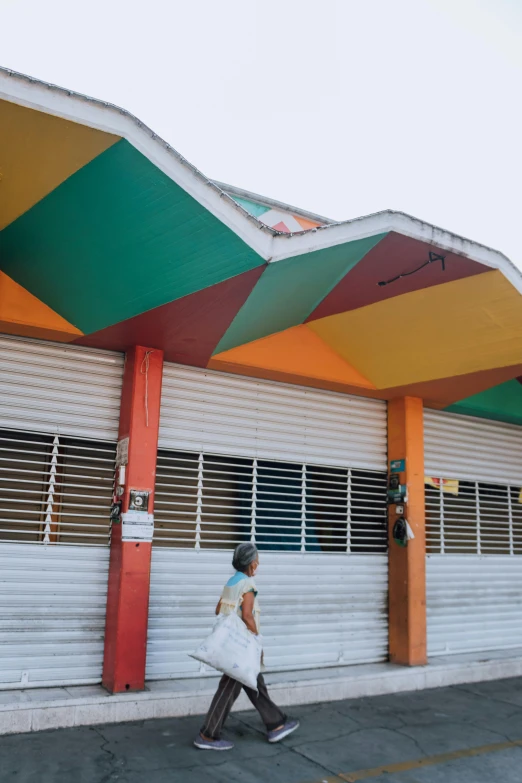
[0,543,110,688]
[0,334,124,440]
[153,449,388,551]
[424,410,522,657]
[147,364,388,678]
[427,555,522,656]
[146,550,388,680]
[426,479,522,556]
[424,409,522,485]
[0,336,123,688]
[0,430,117,547]
[159,364,387,470]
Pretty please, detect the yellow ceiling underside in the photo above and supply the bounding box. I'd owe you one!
[211,324,375,389]
[0,99,119,230]
[309,270,522,388]
[0,270,82,342]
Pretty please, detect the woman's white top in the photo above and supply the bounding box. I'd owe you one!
[219,572,261,633]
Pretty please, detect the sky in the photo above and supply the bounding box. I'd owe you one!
[1,0,521,266]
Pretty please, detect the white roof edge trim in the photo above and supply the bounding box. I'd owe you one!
[1,67,519,294]
[213,180,335,225]
[0,67,274,260]
[269,210,522,295]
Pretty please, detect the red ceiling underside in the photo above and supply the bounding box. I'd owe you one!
[307,232,491,322]
[75,266,265,365]
[382,364,522,406]
[211,360,522,407]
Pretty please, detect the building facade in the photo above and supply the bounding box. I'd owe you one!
[0,67,521,699]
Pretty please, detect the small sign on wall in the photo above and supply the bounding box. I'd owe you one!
[116,437,129,467]
[425,477,459,496]
[121,510,154,542]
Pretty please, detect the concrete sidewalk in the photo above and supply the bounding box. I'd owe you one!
[2,649,522,736]
[2,676,522,782]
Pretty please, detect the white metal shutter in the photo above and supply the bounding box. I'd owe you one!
[146,549,388,680]
[0,543,110,688]
[158,363,387,470]
[0,335,124,688]
[147,364,388,678]
[424,409,522,485]
[427,555,522,656]
[424,409,522,657]
[0,334,124,440]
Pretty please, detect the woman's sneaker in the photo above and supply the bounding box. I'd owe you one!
[267,720,300,743]
[194,735,234,751]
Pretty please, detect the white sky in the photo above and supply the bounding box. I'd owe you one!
[2,0,521,266]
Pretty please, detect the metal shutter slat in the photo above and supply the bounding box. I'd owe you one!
[0,336,123,689]
[159,364,387,471]
[0,335,124,440]
[0,543,110,688]
[424,409,522,485]
[427,555,522,656]
[145,550,388,680]
[149,365,388,678]
[424,410,522,657]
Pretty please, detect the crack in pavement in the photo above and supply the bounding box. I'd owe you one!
[453,684,522,712]
[124,758,241,774]
[233,713,432,777]
[289,724,430,782]
[124,747,289,775]
[233,714,346,781]
[385,721,516,758]
[89,725,124,781]
[467,721,514,743]
[285,742,346,782]
[334,704,409,728]
[381,726,428,758]
[234,711,355,748]
[290,724,424,752]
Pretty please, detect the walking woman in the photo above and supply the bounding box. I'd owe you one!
[194,543,299,751]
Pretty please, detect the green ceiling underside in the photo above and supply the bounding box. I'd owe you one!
[445,379,522,426]
[0,140,264,333]
[214,233,387,354]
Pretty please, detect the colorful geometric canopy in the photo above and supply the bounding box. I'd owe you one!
[1,66,522,425]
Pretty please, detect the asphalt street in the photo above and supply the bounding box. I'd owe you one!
[2,677,522,782]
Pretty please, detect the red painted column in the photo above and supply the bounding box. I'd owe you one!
[102,346,163,693]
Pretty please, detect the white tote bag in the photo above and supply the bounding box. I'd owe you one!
[190,606,263,690]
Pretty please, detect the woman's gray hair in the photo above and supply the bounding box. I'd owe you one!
[232,542,258,573]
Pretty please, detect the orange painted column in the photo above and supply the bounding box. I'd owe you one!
[388,396,427,666]
[102,346,163,693]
